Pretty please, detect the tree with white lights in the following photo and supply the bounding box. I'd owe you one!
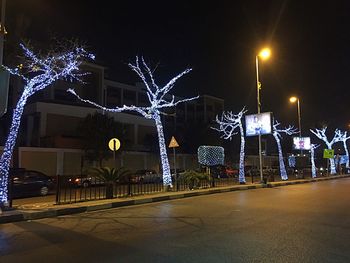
[212,107,247,183]
[310,144,319,178]
[338,130,350,168]
[272,120,298,180]
[310,127,342,174]
[0,43,94,206]
[69,57,198,188]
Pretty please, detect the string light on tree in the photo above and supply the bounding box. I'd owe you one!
[212,107,247,183]
[338,130,350,168]
[310,144,319,178]
[310,127,342,175]
[0,42,94,205]
[288,154,296,168]
[69,56,198,187]
[272,120,298,180]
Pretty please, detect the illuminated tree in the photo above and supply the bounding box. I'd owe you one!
[212,107,247,183]
[338,130,350,168]
[0,42,94,205]
[310,127,342,174]
[69,57,198,187]
[310,144,319,178]
[272,120,298,180]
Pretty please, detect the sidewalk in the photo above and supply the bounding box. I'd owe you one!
[1,174,349,224]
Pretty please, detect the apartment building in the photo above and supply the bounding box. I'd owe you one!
[19,63,224,152]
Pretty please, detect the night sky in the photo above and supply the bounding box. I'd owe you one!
[5,0,350,133]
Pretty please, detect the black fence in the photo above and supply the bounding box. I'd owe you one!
[55,169,335,205]
[55,174,242,204]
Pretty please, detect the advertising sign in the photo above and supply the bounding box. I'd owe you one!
[245,112,272,137]
[292,137,311,150]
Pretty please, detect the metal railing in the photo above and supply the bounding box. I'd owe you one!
[55,170,337,205]
[55,174,241,204]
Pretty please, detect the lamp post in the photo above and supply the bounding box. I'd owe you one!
[0,0,6,65]
[289,96,302,153]
[256,48,270,183]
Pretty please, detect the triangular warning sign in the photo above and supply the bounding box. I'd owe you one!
[168,136,179,148]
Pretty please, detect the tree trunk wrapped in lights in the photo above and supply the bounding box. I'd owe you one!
[68,57,198,188]
[310,144,319,178]
[0,42,94,205]
[310,127,342,175]
[212,107,247,183]
[338,130,350,168]
[272,120,298,180]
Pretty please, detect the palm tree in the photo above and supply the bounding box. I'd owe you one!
[180,170,210,190]
[89,167,132,198]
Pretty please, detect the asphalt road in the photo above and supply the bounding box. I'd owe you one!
[1,178,350,263]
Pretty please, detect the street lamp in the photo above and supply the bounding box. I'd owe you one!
[289,96,302,135]
[256,47,271,183]
[289,96,302,154]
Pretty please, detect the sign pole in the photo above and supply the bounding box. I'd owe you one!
[113,140,116,169]
[108,138,121,169]
[168,136,179,189]
[173,147,176,177]
[327,159,329,176]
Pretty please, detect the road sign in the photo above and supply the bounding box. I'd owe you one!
[168,136,179,148]
[323,149,334,159]
[108,138,121,151]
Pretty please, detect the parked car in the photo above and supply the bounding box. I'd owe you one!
[245,165,259,177]
[225,166,239,177]
[211,165,231,179]
[245,165,272,177]
[9,168,55,198]
[68,175,105,188]
[134,169,162,183]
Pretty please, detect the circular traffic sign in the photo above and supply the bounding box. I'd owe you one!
[108,138,121,151]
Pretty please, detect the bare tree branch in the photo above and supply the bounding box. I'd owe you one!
[67,89,151,119]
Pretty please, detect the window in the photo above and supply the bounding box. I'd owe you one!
[106,87,121,106]
[54,89,76,102]
[123,90,136,104]
[138,92,149,106]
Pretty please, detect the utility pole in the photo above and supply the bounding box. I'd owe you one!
[0,0,9,118]
[0,0,6,65]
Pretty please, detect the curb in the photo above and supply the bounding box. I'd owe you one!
[1,174,349,224]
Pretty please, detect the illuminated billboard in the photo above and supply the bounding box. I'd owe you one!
[293,137,311,150]
[245,112,272,137]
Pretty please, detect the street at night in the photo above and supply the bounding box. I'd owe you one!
[1,178,350,263]
[2,2,350,262]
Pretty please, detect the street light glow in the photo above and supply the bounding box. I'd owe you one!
[289,96,298,103]
[259,48,271,60]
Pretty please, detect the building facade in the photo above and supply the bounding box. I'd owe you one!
[18,63,224,152]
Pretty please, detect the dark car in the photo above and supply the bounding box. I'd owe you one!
[225,166,239,177]
[134,169,162,183]
[245,165,259,176]
[9,169,55,198]
[68,175,105,188]
[211,165,230,179]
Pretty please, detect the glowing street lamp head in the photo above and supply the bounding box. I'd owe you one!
[259,48,271,60]
[289,96,298,103]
